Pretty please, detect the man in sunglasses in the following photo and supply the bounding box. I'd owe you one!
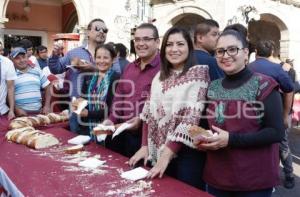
[48,18,115,133]
[48,18,111,98]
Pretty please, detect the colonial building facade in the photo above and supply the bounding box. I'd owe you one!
[1,0,300,72]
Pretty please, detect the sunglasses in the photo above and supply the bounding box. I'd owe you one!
[94,26,109,33]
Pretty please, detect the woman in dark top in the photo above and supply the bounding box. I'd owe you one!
[71,44,119,135]
[192,30,285,197]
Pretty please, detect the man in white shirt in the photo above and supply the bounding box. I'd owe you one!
[0,55,17,120]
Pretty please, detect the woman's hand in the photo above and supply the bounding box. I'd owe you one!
[198,125,229,150]
[102,119,114,126]
[128,146,149,167]
[147,146,174,179]
[193,136,208,151]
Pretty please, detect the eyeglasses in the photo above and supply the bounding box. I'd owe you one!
[215,46,245,58]
[94,26,108,33]
[133,37,157,43]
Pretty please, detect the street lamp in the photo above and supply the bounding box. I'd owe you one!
[238,5,260,24]
[227,5,260,26]
[23,0,31,13]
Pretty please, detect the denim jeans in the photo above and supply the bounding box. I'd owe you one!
[207,185,273,197]
[69,112,79,133]
[279,129,294,178]
[166,146,206,190]
[69,112,90,135]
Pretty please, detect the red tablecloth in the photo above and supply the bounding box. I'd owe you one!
[0,127,212,197]
[0,116,9,132]
[0,115,69,132]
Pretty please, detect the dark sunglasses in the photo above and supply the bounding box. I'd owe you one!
[95,26,109,33]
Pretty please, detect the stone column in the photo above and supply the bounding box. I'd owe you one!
[78,25,87,46]
[0,27,4,45]
[283,39,300,79]
[0,17,8,45]
[280,39,289,60]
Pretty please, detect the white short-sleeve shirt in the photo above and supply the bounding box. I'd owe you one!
[0,55,17,115]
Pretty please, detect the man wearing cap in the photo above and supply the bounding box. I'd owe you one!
[10,47,51,116]
[0,53,16,121]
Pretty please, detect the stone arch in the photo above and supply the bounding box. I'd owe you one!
[259,13,288,41]
[248,13,289,59]
[2,0,10,19]
[1,0,85,27]
[62,2,79,33]
[158,6,212,34]
[69,0,85,27]
[0,0,87,44]
[165,6,212,24]
[63,11,78,33]
[171,13,206,32]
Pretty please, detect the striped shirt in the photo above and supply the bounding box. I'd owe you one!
[15,66,50,112]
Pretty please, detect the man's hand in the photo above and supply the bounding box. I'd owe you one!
[283,114,289,129]
[52,42,64,56]
[76,63,95,72]
[282,63,292,72]
[41,105,51,114]
[7,110,15,120]
[71,58,95,72]
[15,107,27,117]
[128,146,149,167]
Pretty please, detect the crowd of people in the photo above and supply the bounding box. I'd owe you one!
[0,17,297,197]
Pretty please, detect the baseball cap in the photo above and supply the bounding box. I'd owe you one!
[10,47,26,59]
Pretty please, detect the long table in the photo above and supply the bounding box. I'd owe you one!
[0,127,212,197]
